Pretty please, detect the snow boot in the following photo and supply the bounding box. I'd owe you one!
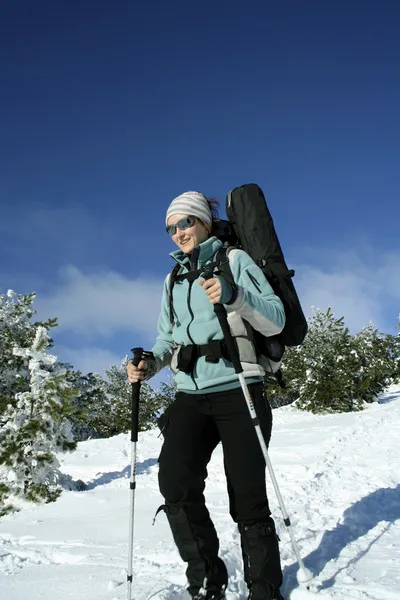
[162,502,228,599]
[190,572,227,600]
[238,518,284,600]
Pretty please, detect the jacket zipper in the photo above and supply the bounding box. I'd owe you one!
[186,280,196,345]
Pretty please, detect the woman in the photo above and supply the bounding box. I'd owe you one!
[127,191,286,600]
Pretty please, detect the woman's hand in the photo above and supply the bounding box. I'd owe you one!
[126,360,148,383]
[198,277,222,304]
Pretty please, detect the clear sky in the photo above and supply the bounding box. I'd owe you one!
[1,1,399,376]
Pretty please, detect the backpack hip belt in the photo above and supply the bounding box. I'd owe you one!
[176,340,230,374]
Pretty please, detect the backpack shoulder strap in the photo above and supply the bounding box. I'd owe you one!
[214,245,235,286]
[169,263,182,325]
[168,246,235,325]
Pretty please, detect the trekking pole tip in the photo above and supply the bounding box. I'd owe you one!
[296,565,314,588]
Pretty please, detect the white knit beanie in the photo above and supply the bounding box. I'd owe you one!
[165,191,212,228]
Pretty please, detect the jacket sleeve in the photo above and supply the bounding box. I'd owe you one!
[145,275,175,379]
[226,249,286,336]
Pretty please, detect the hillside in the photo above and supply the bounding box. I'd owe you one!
[1,385,399,599]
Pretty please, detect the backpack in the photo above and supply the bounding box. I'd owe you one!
[168,183,308,386]
[211,183,308,384]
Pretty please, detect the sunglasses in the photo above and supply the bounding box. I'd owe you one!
[166,215,197,236]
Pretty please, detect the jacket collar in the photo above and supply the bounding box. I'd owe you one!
[170,236,223,269]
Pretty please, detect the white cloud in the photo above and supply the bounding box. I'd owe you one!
[294,249,400,333]
[33,247,400,366]
[35,266,164,338]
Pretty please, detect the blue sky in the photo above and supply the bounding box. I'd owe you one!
[1,1,399,378]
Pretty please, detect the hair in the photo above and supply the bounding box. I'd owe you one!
[206,197,220,219]
[200,196,219,234]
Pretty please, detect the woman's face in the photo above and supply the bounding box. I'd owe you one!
[167,213,209,254]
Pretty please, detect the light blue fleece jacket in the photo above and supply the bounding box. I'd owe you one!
[150,236,286,393]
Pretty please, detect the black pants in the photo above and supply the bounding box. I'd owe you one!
[157,382,283,598]
[158,382,272,524]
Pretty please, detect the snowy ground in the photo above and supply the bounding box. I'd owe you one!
[0,385,399,600]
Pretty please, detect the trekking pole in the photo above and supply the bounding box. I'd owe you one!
[127,347,153,600]
[203,274,313,588]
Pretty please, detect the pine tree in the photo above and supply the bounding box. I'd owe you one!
[81,358,165,438]
[0,325,78,515]
[62,368,107,441]
[265,344,306,408]
[353,321,400,401]
[0,290,56,419]
[151,376,176,414]
[292,308,360,412]
[267,309,400,414]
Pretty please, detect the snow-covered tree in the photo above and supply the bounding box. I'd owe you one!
[150,376,177,432]
[293,308,362,412]
[0,290,57,420]
[61,368,107,441]
[266,308,400,414]
[0,324,78,515]
[151,376,176,413]
[353,321,400,401]
[79,358,160,438]
[265,344,306,408]
[79,361,177,438]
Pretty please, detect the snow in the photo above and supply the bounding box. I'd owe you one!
[1,385,399,600]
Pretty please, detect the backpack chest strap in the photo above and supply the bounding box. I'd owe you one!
[174,260,221,283]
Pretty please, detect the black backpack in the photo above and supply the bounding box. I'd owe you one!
[211,183,308,381]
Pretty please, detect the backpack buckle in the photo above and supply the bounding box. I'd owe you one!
[205,355,219,364]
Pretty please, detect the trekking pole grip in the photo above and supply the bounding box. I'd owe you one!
[203,272,243,375]
[130,347,143,443]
